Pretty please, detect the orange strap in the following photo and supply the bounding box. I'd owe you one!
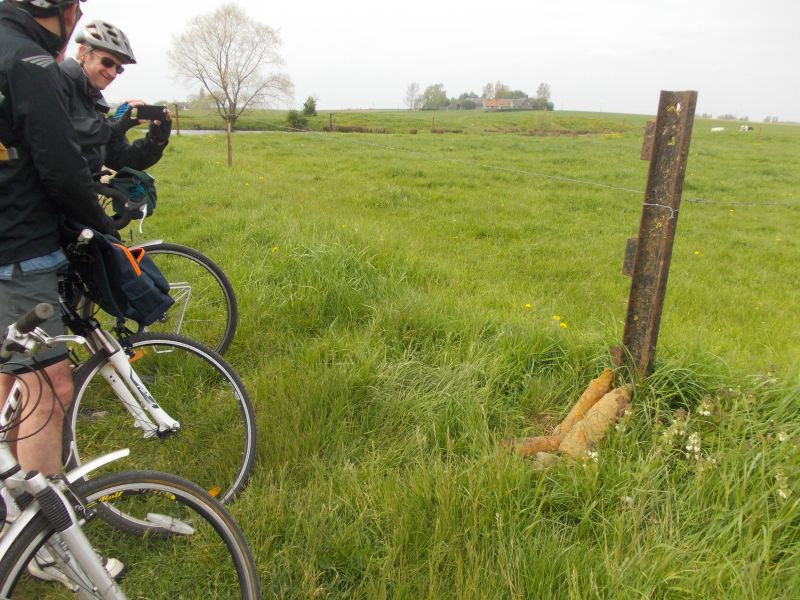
[111,243,142,276]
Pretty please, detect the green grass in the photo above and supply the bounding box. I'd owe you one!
[21,111,800,598]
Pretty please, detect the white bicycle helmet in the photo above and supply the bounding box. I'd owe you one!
[76,20,136,64]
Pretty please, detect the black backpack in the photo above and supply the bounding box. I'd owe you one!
[67,228,174,327]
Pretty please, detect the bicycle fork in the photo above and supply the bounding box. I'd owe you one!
[1,454,128,599]
[26,474,125,600]
[58,287,181,439]
[97,345,180,438]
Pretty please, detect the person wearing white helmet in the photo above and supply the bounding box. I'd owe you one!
[61,19,171,177]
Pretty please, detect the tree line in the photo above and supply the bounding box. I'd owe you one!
[404,81,554,111]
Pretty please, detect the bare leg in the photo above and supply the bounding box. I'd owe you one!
[8,360,72,476]
[0,372,17,458]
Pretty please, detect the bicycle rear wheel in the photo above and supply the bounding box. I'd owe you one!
[0,471,261,599]
[142,243,239,355]
[63,333,257,504]
[79,242,238,355]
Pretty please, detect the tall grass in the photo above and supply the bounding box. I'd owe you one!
[26,112,800,598]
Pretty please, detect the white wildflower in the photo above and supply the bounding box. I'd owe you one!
[775,471,791,501]
[685,432,702,459]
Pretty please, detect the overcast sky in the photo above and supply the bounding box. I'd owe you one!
[69,0,800,122]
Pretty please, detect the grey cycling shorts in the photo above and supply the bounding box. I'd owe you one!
[0,264,67,373]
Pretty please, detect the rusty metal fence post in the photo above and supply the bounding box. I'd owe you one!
[612,90,698,376]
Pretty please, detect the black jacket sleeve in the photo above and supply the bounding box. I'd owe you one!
[104,125,166,172]
[11,55,116,234]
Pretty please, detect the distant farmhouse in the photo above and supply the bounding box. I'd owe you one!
[443,96,553,111]
[483,98,529,110]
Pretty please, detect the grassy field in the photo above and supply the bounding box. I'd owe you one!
[174,106,648,135]
[24,110,800,597]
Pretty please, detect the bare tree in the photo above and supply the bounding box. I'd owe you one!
[169,3,292,166]
[536,82,552,102]
[404,82,420,110]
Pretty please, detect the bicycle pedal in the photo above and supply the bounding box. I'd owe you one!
[146,513,195,535]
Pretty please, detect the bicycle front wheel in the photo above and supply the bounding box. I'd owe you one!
[142,243,239,354]
[0,471,261,599]
[63,333,257,504]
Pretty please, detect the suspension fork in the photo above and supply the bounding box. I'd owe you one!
[92,330,181,437]
[67,319,179,437]
[29,473,125,599]
[1,456,130,599]
[57,277,180,437]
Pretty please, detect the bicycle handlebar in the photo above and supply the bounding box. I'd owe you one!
[15,303,55,334]
[0,303,54,364]
[94,182,146,230]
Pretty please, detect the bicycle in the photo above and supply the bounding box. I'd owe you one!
[59,233,257,504]
[0,304,261,598]
[89,181,239,355]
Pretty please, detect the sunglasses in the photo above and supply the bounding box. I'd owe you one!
[99,56,125,75]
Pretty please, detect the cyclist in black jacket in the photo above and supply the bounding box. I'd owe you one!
[0,2,125,583]
[60,19,171,176]
[0,0,115,494]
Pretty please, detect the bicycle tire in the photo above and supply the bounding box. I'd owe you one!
[0,470,261,599]
[81,242,238,355]
[63,333,257,504]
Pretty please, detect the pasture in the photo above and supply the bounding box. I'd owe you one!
[29,110,800,597]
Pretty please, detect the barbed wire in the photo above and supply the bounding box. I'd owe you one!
[242,125,800,209]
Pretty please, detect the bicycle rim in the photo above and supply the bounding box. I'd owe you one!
[142,243,238,355]
[1,471,261,598]
[64,333,256,504]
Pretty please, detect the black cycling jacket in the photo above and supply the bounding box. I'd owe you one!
[59,58,166,175]
[0,4,116,266]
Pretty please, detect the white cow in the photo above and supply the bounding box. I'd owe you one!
[740,125,754,132]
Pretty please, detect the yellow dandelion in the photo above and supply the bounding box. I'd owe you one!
[524,303,532,310]
[560,322,569,329]
[693,250,702,256]
[271,246,278,253]
[552,315,561,321]
[245,182,250,187]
